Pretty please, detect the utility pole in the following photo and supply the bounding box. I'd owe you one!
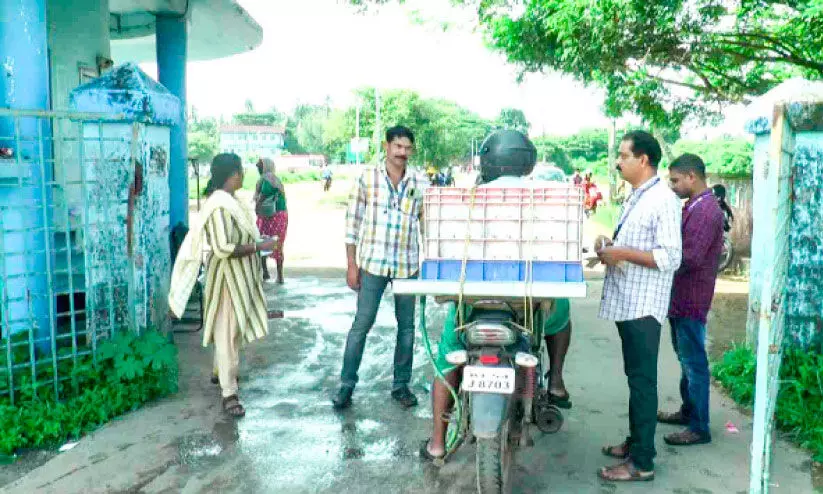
[355,99,361,165]
[608,118,617,203]
[372,88,381,163]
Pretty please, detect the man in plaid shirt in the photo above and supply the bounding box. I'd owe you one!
[596,131,682,482]
[332,126,425,410]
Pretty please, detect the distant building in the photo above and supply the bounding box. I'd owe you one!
[220,125,286,160]
[276,154,327,171]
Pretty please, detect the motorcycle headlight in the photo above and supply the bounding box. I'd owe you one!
[465,323,517,347]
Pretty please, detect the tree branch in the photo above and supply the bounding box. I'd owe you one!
[715,47,823,74]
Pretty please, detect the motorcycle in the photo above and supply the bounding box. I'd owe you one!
[717,219,734,273]
[421,298,564,493]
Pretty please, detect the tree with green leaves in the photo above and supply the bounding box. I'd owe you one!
[187,117,219,164]
[496,107,530,134]
[233,106,284,127]
[472,0,823,129]
[349,0,823,132]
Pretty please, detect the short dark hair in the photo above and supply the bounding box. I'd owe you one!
[622,130,662,167]
[670,153,706,179]
[386,125,415,144]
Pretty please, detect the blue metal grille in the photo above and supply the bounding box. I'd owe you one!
[0,108,162,405]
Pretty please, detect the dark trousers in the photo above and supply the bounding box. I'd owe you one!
[669,317,711,437]
[340,270,416,392]
[616,316,662,472]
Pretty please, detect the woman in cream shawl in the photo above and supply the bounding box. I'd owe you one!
[169,153,275,417]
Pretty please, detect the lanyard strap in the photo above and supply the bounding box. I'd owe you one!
[613,177,661,240]
[383,171,408,210]
[684,190,710,214]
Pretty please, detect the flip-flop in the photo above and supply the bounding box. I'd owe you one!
[419,440,445,465]
[598,461,655,482]
[601,442,630,459]
[549,392,572,409]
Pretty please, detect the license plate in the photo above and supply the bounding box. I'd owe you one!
[462,366,516,395]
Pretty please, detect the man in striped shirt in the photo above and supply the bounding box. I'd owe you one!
[596,131,682,482]
[333,126,425,410]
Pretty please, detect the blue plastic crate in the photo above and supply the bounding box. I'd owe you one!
[421,260,583,283]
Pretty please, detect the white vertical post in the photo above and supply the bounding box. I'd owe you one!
[748,104,793,494]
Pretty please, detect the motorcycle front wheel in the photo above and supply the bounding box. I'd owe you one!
[476,419,512,494]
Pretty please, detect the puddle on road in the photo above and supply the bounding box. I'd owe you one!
[173,276,455,491]
[175,433,224,467]
[813,461,823,492]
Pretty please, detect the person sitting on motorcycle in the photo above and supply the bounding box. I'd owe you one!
[321,165,333,192]
[420,130,575,462]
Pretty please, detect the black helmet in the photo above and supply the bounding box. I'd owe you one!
[478,129,537,183]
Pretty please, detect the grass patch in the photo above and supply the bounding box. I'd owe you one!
[713,345,823,462]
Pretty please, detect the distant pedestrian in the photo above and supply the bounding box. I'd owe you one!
[169,153,275,418]
[596,130,682,482]
[254,158,288,284]
[658,153,725,446]
[332,126,424,410]
[573,169,583,187]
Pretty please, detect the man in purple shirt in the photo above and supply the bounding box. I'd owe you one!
[658,153,725,446]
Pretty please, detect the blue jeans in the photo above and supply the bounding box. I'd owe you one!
[340,270,416,392]
[669,317,711,438]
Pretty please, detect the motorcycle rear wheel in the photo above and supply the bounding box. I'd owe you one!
[717,235,734,273]
[476,419,513,494]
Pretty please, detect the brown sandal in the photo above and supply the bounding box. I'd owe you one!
[598,460,654,482]
[223,395,246,418]
[601,441,630,459]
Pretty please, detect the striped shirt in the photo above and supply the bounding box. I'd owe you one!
[599,176,682,324]
[345,165,425,278]
[203,206,269,344]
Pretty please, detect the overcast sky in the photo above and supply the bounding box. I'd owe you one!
[147,0,747,138]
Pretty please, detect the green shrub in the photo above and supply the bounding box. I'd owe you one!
[712,345,823,461]
[0,330,178,455]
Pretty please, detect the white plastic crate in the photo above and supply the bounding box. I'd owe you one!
[424,184,584,262]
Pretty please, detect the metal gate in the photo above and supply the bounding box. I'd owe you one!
[0,108,170,405]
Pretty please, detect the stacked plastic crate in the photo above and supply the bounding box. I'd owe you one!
[421,183,585,285]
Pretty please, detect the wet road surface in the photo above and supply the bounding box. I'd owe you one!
[2,275,817,493]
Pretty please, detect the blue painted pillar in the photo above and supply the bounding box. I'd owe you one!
[156,15,188,230]
[0,0,54,350]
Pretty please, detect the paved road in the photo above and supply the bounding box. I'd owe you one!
[1,275,816,493]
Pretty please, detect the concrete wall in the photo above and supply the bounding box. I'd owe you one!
[47,0,110,111]
[786,132,823,350]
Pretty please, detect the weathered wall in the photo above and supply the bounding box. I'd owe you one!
[70,64,178,334]
[746,83,823,351]
[47,0,110,111]
[786,132,823,350]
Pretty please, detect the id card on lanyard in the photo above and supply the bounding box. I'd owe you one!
[612,177,660,240]
[384,172,408,211]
